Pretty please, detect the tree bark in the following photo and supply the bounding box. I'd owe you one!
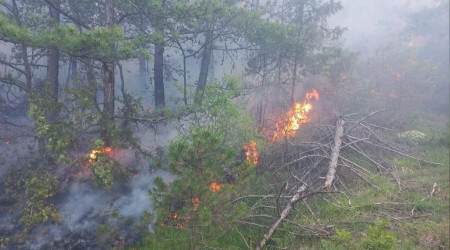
[139,56,147,86]
[11,0,32,91]
[69,56,78,81]
[138,20,148,87]
[183,53,187,105]
[154,43,165,108]
[47,0,60,104]
[290,1,305,104]
[324,117,345,188]
[290,54,298,104]
[101,0,115,146]
[195,23,214,103]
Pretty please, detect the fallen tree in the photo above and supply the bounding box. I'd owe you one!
[233,111,445,249]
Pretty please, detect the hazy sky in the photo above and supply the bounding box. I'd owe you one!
[330,0,440,53]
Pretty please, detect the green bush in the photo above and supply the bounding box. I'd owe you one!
[360,219,397,250]
[19,171,61,232]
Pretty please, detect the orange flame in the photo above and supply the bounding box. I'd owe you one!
[88,147,113,163]
[243,140,259,164]
[209,181,223,193]
[192,197,200,211]
[306,89,320,101]
[271,89,319,141]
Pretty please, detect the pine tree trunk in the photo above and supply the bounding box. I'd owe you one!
[47,0,60,112]
[101,0,115,146]
[70,57,78,81]
[154,43,165,108]
[139,57,147,86]
[195,24,214,102]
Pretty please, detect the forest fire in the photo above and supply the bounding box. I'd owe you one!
[160,212,191,228]
[192,197,200,211]
[87,147,112,164]
[209,181,223,192]
[271,89,320,141]
[243,140,258,164]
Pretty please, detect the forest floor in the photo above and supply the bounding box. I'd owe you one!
[303,113,449,249]
[137,112,449,250]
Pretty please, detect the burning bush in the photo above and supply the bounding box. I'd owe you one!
[149,79,261,245]
[86,139,116,189]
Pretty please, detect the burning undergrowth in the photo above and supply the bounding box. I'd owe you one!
[0,162,174,249]
[0,125,177,249]
[268,89,320,141]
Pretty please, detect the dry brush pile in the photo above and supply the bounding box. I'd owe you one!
[232,111,444,249]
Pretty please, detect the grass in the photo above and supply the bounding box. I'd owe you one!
[136,114,449,250]
[307,130,449,249]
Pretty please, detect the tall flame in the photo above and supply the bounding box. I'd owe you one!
[271,89,320,141]
[243,140,259,164]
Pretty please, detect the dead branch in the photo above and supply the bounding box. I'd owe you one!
[338,162,379,188]
[346,143,386,172]
[344,109,386,135]
[256,184,307,250]
[324,117,345,188]
[231,195,291,204]
[339,157,372,175]
[254,110,444,249]
[362,140,446,167]
[421,183,438,201]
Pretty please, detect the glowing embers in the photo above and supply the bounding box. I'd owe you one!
[271,89,320,142]
[192,197,200,211]
[209,181,223,193]
[160,211,191,228]
[243,140,258,165]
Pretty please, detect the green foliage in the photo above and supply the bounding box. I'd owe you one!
[28,84,68,161]
[86,139,115,189]
[332,229,353,246]
[96,223,118,246]
[28,82,103,162]
[0,237,9,249]
[147,77,261,248]
[183,76,258,146]
[19,171,61,232]
[140,210,153,225]
[89,154,114,189]
[0,14,144,60]
[360,219,397,250]
[397,130,427,145]
[28,79,141,164]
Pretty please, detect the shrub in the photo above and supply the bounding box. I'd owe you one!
[360,219,397,250]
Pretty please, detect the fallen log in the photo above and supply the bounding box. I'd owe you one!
[324,117,345,188]
[256,184,307,250]
[257,117,345,249]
